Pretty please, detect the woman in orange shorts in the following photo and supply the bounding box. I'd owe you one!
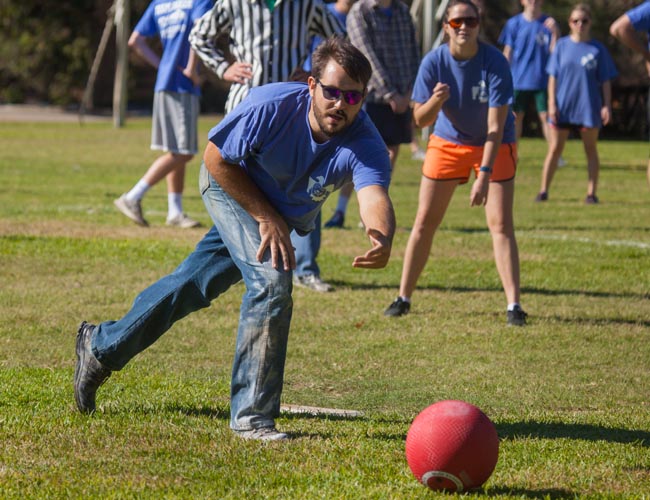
[384,0,527,325]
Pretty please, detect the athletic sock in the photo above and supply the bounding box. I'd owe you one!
[168,193,183,219]
[335,194,350,214]
[507,303,520,311]
[399,296,411,303]
[125,179,150,202]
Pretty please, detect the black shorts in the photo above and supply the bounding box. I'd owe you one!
[364,102,413,146]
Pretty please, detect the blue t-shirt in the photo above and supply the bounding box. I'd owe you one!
[627,1,650,49]
[546,36,618,128]
[208,83,391,234]
[134,0,213,94]
[303,4,348,72]
[498,13,554,91]
[411,43,516,147]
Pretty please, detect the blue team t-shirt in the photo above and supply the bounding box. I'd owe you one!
[627,1,650,48]
[411,43,516,147]
[546,36,618,128]
[208,82,391,234]
[134,0,213,95]
[498,13,554,91]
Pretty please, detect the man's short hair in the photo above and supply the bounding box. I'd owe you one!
[311,35,372,88]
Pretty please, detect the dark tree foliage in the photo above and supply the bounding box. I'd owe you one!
[1,0,147,105]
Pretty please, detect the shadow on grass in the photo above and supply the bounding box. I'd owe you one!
[118,403,231,419]
[544,314,650,328]
[337,280,650,302]
[395,225,650,235]
[482,487,576,499]
[278,415,650,446]
[281,410,368,423]
[497,420,650,447]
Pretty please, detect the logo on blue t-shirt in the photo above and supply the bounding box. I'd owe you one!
[535,32,550,46]
[581,53,597,70]
[307,176,335,202]
[472,80,489,104]
[154,0,192,40]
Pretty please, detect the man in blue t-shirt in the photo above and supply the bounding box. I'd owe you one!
[498,0,559,149]
[114,0,212,229]
[611,1,650,189]
[73,37,394,441]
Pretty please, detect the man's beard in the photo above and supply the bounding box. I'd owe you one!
[312,104,350,138]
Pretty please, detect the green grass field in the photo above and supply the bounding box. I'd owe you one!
[1,116,649,499]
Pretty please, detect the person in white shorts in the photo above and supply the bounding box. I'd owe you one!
[114,0,212,229]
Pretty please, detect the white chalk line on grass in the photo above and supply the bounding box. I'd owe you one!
[518,231,650,250]
[50,205,650,250]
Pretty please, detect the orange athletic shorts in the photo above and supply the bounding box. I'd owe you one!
[422,135,517,183]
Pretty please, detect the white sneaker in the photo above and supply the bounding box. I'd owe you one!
[558,156,567,168]
[114,194,148,227]
[166,213,201,229]
[293,274,333,292]
[235,427,289,441]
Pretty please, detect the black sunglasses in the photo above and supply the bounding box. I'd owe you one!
[447,17,479,29]
[316,79,365,106]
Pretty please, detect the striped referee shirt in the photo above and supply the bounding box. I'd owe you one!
[347,0,420,103]
[189,0,346,113]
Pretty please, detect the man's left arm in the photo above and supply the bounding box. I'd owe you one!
[204,142,296,271]
[353,185,395,269]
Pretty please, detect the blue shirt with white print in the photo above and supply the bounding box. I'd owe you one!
[134,0,213,95]
[208,82,391,234]
[546,36,618,128]
[412,42,515,146]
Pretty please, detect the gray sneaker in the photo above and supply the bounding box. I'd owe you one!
[293,274,333,292]
[114,194,148,227]
[166,213,201,229]
[74,321,112,414]
[234,427,289,441]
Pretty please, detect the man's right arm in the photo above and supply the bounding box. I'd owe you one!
[203,142,296,271]
[189,4,234,79]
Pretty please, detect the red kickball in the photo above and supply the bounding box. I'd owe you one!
[405,400,499,492]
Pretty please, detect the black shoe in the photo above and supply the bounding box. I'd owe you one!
[585,194,599,204]
[535,192,548,202]
[324,210,345,228]
[507,305,528,326]
[74,321,112,414]
[384,297,410,317]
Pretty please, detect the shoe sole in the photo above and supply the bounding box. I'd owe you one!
[384,310,409,317]
[235,430,290,441]
[384,305,410,317]
[114,198,148,227]
[166,220,202,229]
[74,323,94,414]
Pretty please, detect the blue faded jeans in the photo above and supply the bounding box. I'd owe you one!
[290,211,321,277]
[93,164,294,431]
